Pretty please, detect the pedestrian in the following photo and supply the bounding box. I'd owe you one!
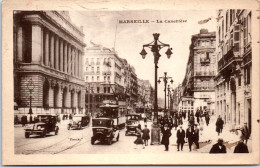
[234,139,249,153]
[144,117,147,125]
[183,111,186,120]
[168,116,173,130]
[209,138,227,153]
[199,117,204,135]
[195,109,200,124]
[176,125,185,151]
[134,127,145,149]
[194,124,200,149]
[216,115,224,135]
[173,116,178,130]
[240,123,250,144]
[189,116,195,128]
[21,115,27,127]
[186,125,195,152]
[142,125,150,146]
[205,113,210,126]
[14,115,19,125]
[161,124,172,151]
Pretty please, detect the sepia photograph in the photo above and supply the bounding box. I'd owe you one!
[2,0,260,165]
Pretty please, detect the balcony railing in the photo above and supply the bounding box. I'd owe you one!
[218,48,239,71]
[195,71,215,76]
[102,71,111,75]
[200,58,210,63]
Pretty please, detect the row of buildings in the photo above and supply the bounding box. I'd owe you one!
[172,9,252,132]
[84,43,154,116]
[13,11,154,120]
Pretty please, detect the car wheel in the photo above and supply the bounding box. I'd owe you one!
[116,134,119,141]
[107,138,112,145]
[91,137,95,145]
[55,127,59,135]
[78,124,82,130]
[41,130,46,138]
[67,125,70,130]
[25,132,30,138]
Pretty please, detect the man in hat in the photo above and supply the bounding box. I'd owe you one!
[241,123,250,144]
[177,125,185,151]
[186,125,195,152]
[161,124,172,151]
[234,139,249,153]
[209,138,227,153]
[194,124,200,149]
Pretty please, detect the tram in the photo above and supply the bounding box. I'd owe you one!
[98,100,127,129]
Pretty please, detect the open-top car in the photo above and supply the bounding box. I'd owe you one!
[91,118,120,145]
[24,115,59,138]
[67,114,90,130]
[125,114,141,136]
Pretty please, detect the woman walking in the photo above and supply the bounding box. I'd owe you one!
[134,126,145,149]
[142,125,150,146]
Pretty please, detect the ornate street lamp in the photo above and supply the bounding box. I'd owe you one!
[27,78,34,123]
[158,72,173,113]
[140,33,172,123]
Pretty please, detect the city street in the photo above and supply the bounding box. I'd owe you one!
[15,115,251,154]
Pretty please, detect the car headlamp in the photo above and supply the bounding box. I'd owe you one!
[37,126,41,130]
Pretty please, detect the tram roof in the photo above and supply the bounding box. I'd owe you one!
[100,104,119,108]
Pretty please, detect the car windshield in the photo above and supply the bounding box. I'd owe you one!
[72,116,82,122]
[92,119,113,127]
[127,115,139,120]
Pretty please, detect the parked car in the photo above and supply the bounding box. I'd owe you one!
[24,115,59,138]
[91,118,120,145]
[125,114,141,136]
[67,114,90,130]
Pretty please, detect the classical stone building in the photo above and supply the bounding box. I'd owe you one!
[181,29,216,114]
[13,11,86,119]
[215,10,252,131]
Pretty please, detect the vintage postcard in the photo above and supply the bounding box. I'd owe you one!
[2,0,260,165]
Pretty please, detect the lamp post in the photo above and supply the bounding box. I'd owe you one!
[158,72,173,113]
[27,78,34,123]
[140,33,172,123]
[167,85,171,110]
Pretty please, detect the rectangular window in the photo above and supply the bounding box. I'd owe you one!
[92,76,94,81]
[97,87,100,93]
[107,87,110,93]
[97,76,99,81]
[86,76,88,81]
[23,25,32,63]
[238,75,241,86]
[104,87,106,93]
[247,67,251,84]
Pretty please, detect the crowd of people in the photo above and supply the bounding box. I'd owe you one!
[133,109,251,153]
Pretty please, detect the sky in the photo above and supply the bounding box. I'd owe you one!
[69,10,217,99]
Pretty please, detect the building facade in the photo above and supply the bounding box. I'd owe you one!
[181,29,216,114]
[13,11,86,119]
[215,10,252,131]
[84,43,125,115]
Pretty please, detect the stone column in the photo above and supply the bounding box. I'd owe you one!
[55,37,59,70]
[49,87,54,107]
[17,26,23,62]
[60,40,64,72]
[44,29,49,66]
[31,24,42,64]
[67,45,71,74]
[50,33,55,68]
[64,43,67,73]
[71,47,75,76]
[79,51,83,79]
[231,92,236,127]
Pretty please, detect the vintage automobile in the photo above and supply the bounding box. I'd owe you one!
[125,114,141,136]
[67,114,90,130]
[91,118,120,145]
[24,115,59,138]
